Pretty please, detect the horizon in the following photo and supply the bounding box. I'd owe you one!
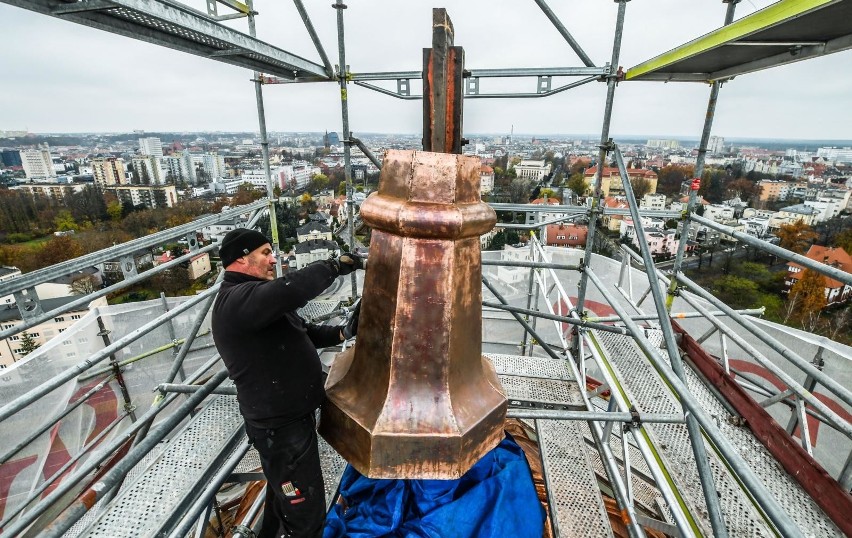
[3,131,852,146]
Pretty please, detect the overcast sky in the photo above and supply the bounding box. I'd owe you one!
[1,0,850,140]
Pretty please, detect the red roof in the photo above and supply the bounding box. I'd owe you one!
[787,246,852,289]
[480,165,494,174]
[603,197,628,209]
[530,197,561,205]
[545,223,588,247]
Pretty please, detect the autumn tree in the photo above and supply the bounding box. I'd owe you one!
[630,177,652,200]
[777,220,818,253]
[656,164,693,197]
[788,269,827,330]
[725,178,758,202]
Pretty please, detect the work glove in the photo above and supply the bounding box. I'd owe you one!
[334,252,365,276]
[342,300,361,340]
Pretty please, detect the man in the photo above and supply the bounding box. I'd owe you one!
[212,228,363,538]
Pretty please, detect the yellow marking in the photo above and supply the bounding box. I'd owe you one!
[626,0,836,80]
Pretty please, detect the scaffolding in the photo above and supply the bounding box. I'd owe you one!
[0,0,850,536]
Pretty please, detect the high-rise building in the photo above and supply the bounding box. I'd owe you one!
[20,144,56,180]
[162,151,197,185]
[91,157,128,186]
[191,152,226,181]
[138,137,164,158]
[707,136,725,155]
[0,149,22,167]
[132,155,164,185]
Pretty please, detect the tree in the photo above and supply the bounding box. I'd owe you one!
[54,210,77,232]
[725,178,758,202]
[713,275,760,309]
[777,220,818,253]
[18,331,40,357]
[629,177,652,200]
[70,274,97,295]
[107,200,123,221]
[308,173,329,194]
[566,173,587,197]
[508,177,533,204]
[656,164,693,197]
[789,269,827,330]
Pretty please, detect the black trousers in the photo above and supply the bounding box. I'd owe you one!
[245,414,326,538]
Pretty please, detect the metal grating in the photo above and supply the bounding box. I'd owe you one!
[298,300,341,322]
[486,353,573,380]
[593,331,842,537]
[580,420,672,520]
[537,418,613,537]
[498,375,584,408]
[79,392,244,537]
[318,435,347,508]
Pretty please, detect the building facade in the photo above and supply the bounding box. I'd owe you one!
[21,145,56,180]
[92,157,128,187]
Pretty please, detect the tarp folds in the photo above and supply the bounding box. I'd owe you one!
[324,435,545,537]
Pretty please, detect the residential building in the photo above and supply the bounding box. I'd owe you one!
[10,183,86,200]
[514,160,552,182]
[192,152,227,180]
[92,157,128,187]
[739,217,771,239]
[187,253,211,280]
[707,136,725,155]
[525,197,567,226]
[602,197,629,232]
[0,149,22,167]
[102,184,177,209]
[639,193,667,211]
[774,204,819,227]
[20,145,56,180]
[292,239,340,269]
[279,161,320,192]
[785,246,852,304]
[816,147,852,164]
[162,151,197,185]
[584,166,658,198]
[544,223,587,248]
[621,218,678,257]
[0,295,108,368]
[646,139,680,149]
[0,266,22,306]
[803,200,840,223]
[202,218,243,242]
[703,204,736,223]
[296,222,333,243]
[756,180,789,203]
[131,155,164,185]
[480,165,494,195]
[138,137,164,158]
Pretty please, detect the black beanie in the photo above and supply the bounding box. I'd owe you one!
[219,228,270,268]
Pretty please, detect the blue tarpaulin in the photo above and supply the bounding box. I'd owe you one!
[324,435,545,537]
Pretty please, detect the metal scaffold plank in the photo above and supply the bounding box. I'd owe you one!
[1,0,329,80]
[485,354,612,537]
[77,392,245,537]
[592,331,843,537]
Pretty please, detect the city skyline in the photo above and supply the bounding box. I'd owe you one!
[2,0,851,139]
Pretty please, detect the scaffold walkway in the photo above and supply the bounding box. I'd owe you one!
[591,330,843,537]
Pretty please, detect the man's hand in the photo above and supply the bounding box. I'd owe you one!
[335,252,365,276]
[342,300,361,340]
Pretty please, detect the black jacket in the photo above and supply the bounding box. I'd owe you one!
[212,262,342,428]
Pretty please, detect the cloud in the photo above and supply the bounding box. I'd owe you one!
[1,1,850,139]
